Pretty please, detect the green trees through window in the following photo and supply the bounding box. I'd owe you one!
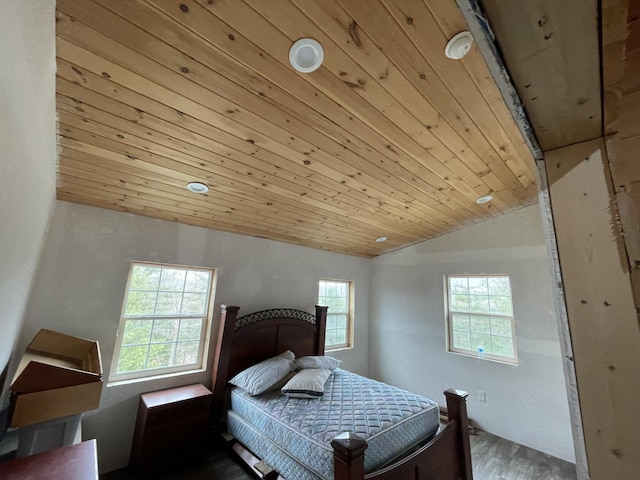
[110,262,215,382]
[318,279,353,350]
[446,275,518,363]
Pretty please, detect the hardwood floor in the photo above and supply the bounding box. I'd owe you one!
[102,446,250,480]
[470,431,577,480]
[102,430,577,480]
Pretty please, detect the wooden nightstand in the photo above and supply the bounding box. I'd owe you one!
[129,384,212,471]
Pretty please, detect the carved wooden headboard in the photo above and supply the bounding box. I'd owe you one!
[210,305,328,424]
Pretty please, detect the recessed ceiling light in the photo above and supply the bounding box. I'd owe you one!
[445,31,473,60]
[375,236,388,243]
[475,195,493,204]
[289,38,324,73]
[186,182,209,194]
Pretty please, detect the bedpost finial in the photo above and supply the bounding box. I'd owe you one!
[332,432,367,478]
[444,388,469,402]
[331,432,368,458]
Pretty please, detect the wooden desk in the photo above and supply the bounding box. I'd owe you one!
[130,384,212,470]
[0,439,98,480]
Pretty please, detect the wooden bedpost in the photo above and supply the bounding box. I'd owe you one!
[331,432,368,480]
[210,304,240,426]
[314,305,328,355]
[444,389,473,480]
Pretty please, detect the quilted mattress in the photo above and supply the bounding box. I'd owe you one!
[227,368,440,479]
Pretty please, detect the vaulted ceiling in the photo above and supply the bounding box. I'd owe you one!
[55,0,541,258]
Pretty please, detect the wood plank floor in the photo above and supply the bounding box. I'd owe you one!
[102,430,576,480]
[470,431,576,480]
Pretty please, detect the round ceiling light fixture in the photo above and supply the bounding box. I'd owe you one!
[289,38,324,73]
[375,236,388,243]
[186,182,209,194]
[475,195,493,204]
[445,31,474,60]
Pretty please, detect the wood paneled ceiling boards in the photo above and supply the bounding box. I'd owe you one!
[55,0,538,258]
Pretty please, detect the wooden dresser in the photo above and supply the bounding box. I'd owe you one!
[129,383,212,471]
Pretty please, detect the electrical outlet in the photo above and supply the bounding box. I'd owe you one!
[477,390,487,402]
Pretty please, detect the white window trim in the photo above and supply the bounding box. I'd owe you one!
[444,274,518,365]
[108,261,217,383]
[319,278,354,351]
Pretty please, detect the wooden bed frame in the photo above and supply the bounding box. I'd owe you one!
[211,305,473,480]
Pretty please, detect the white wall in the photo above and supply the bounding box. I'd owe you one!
[369,204,574,462]
[21,201,370,472]
[0,0,56,405]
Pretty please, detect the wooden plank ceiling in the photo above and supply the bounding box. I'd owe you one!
[55,0,537,258]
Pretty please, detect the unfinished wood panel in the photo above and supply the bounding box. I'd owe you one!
[481,0,601,151]
[605,136,640,311]
[602,0,631,134]
[53,0,538,257]
[536,158,588,478]
[603,0,640,311]
[545,139,640,479]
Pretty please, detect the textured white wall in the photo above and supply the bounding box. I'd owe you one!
[21,201,370,472]
[369,204,574,462]
[0,0,56,401]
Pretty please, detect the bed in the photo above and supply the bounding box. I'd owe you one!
[210,305,473,480]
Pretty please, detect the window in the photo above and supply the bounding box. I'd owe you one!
[318,279,354,350]
[445,275,517,364]
[110,262,216,382]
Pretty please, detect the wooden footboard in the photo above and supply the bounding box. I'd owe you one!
[332,389,473,480]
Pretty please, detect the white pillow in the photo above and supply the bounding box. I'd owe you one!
[229,353,295,396]
[281,368,332,398]
[277,350,295,361]
[294,355,341,371]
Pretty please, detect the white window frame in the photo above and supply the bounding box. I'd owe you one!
[444,274,518,364]
[318,278,354,351]
[109,261,217,383]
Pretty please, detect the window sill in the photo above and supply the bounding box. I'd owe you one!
[325,345,353,353]
[107,367,206,387]
[446,349,518,366]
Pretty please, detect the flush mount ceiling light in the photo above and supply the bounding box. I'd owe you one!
[445,31,473,60]
[186,182,209,194]
[375,236,388,243]
[475,195,493,204]
[289,38,324,73]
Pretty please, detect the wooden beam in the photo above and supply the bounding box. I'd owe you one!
[544,138,640,478]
